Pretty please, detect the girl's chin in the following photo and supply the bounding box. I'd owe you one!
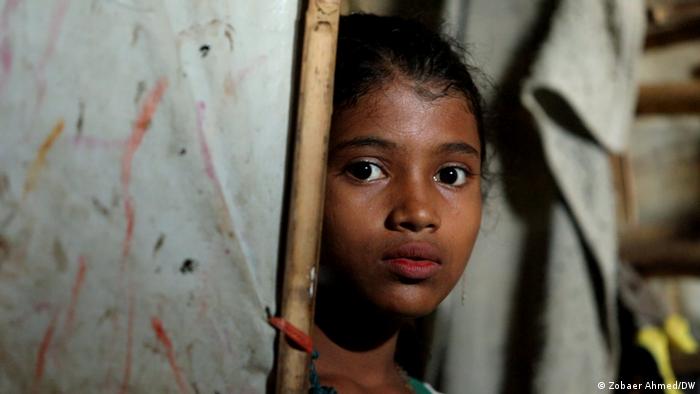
[317,268,448,318]
[377,302,438,320]
[369,287,443,319]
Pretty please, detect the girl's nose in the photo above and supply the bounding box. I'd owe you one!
[385,179,441,233]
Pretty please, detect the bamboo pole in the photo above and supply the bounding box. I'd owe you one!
[276,0,341,393]
[620,239,700,277]
[637,81,700,114]
[609,153,638,230]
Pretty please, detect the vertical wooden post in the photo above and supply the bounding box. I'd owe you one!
[276,0,341,393]
[610,153,638,229]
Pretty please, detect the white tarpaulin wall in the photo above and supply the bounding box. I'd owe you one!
[0,1,298,392]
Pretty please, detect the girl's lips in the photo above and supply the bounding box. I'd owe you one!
[382,241,442,280]
[384,258,441,280]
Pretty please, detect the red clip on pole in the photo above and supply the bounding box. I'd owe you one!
[269,316,314,355]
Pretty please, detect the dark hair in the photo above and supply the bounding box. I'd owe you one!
[334,13,486,168]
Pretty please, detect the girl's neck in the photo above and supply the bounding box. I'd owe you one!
[312,283,405,389]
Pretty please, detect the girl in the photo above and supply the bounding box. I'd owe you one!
[312,13,485,394]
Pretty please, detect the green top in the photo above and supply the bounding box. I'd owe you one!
[408,377,434,394]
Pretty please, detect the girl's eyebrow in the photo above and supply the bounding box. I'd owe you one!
[329,136,398,154]
[329,137,479,158]
[437,142,480,158]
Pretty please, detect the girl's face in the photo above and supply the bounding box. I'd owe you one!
[322,78,482,318]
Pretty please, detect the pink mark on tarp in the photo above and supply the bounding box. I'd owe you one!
[0,0,22,98]
[224,55,269,97]
[33,256,89,377]
[40,0,70,67]
[195,101,218,182]
[121,78,168,261]
[118,301,135,394]
[34,311,59,381]
[151,317,189,394]
[63,256,87,334]
[194,100,240,243]
[197,299,208,320]
[0,36,11,95]
[23,119,64,198]
[118,78,168,394]
[0,0,19,94]
[1,37,10,69]
[34,0,70,107]
[195,101,233,221]
[122,198,135,261]
[234,54,268,85]
[0,0,22,32]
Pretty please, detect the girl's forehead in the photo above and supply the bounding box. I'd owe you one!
[330,79,479,149]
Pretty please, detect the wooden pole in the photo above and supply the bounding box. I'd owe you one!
[609,153,638,229]
[620,239,700,277]
[276,0,341,393]
[637,81,700,114]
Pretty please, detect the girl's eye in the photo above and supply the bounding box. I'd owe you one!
[345,161,385,182]
[433,166,470,186]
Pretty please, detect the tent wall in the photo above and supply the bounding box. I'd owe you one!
[0,1,298,392]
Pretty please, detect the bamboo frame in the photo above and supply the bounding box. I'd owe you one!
[276,0,341,393]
